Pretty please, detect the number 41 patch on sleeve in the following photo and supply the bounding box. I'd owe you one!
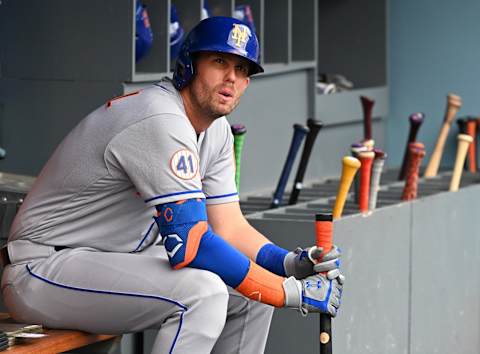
[170,149,199,180]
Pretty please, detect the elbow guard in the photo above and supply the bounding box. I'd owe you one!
[156,199,285,307]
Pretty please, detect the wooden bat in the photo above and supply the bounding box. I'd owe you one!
[315,213,334,354]
[466,118,477,172]
[450,134,473,192]
[231,124,247,193]
[270,124,310,209]
[369,149,387,210]
[357,150,375,213]
[476,117,480,172]
[398,113,425,180]
[424,93,462,178]
[351,143,367,204]
[456,117,467,135]
[362,139,375,151]
[402,142,425,201]
[333,156,361,219]
[360,96,375,141]
[456,117,468,171]
[289,119,324,205]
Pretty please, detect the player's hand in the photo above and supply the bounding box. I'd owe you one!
[284,245,341,279]
[282,273,344,317]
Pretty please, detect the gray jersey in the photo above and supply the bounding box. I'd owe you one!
[8,78,238,253]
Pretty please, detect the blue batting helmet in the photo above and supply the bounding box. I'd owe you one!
[172,16,263,90]
[135,2,153,62]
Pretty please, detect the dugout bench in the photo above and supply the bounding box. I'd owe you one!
[0,313,119,354]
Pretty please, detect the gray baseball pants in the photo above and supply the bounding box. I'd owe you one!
[1,244,274,353]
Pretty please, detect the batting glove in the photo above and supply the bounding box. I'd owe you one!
[283,245,342,280]
[283,273,343,317]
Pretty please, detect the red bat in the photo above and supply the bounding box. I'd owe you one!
[402,142,426,201]
[466,118,477,172]
[357,150,375,213]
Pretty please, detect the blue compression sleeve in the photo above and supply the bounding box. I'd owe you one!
[156,199,250,288]
[256,243,289,276]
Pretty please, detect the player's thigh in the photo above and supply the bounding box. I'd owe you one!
[2,247,227,333]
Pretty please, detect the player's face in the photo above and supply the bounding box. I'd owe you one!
[189,52,251,120]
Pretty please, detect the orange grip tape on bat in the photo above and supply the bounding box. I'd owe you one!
[315,213,333,353]
[358,151,375,213]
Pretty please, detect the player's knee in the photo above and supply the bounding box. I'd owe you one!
[192,270,229,305]
[184,270,229,337]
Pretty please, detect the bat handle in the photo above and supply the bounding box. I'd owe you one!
[457,117,468,135]
[424,94,462,178]
[333,156,361,219]
[231,124,247,193]
[466,118,477,172]
[315,213,333,354]
[358,151,375,213]
[402,143,425,201]
[450,134,473,192]
[398,113,424,180]
[289,119,323,205]
[360,96,375,141]
[369,150,386,211]
[271,124,310,209]
[320,314,333,354]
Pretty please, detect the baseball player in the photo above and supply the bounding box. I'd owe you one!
[1,17,344,353]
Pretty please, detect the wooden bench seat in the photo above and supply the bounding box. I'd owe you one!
[0,313,117,354]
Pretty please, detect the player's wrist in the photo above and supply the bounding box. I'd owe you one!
[282,276,306,315]
[256,243,289,276]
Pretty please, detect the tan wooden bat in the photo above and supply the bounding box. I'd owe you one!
[449,134,473,192]
[332,156,361,219]
[424,93,462,177]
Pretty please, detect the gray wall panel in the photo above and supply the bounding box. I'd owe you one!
[250,203,411,354]
[410,186,480,354]
[0,79,122,175]
[333,207,410,354]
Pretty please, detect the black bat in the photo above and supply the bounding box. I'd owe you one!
[270,124,310,209]
[288,119,323,205]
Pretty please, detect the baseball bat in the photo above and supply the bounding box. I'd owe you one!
[450,134,473,192]
[476,118,480,170]
[466,118,477,172]
[357,150,375,213]
[315,213,334,354]
[424,93,462,178]
[456,117,467,135]
[270,124,310,209]
[362,139,375,151]
[289,119,324,205]
[456,117,468,171]
[231,124,247,192]
[333,156,361,219]
[369,149,387,210]
[360,96,375,141]
[351,143,368,204]
[402,142,425,201]
[398,113,425,180]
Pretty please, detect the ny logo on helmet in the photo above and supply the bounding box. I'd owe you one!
[228,24,251,51]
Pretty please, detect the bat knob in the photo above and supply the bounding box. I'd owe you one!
[409,112,425,124]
